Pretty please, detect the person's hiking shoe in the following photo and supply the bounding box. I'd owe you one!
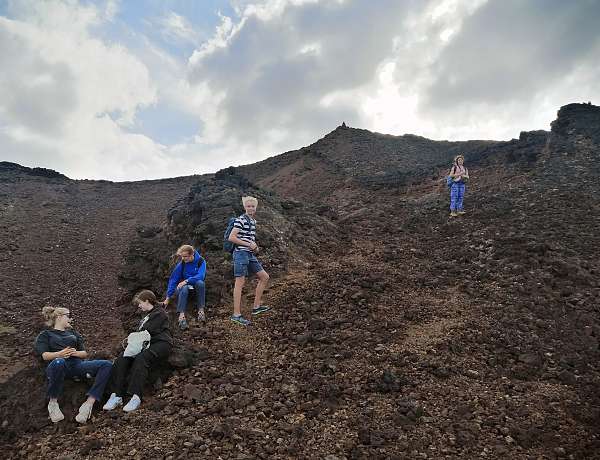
[103,393,123,411]
[123,394,141,412]
[457,210,466,215]
[75,400,94,424]
[178,318,189,330]
[252,305,271,315]
[230,315,251,327]
[197,308,206,323]
[48,400,64,423]
[449,212,458,218]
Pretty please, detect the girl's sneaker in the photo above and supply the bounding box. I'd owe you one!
[197,308,206,323]
[252,305,271,315]
[178,318,189,330]
[123,394,141,412]
[75,400,94,424]
[230,315,251,326]
[48,400,64,423]
[103,393,123,411]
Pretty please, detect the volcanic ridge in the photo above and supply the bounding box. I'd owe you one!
[0,102,599,459]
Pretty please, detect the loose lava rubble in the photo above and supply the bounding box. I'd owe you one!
[1,103,599,459]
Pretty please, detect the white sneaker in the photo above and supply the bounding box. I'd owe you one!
[75,400,94,424]
[48,400,64,423]
[102,393,123,411]
[123,394,141,412]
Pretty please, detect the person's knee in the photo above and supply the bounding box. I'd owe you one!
[259,271,270,282]
[48,358,66,369]
[234,277,246,287]
[194,280,205,289]
[134,351,153,366]
[177,284,192,295]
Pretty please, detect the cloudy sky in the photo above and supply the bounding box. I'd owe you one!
[1,0,599,181]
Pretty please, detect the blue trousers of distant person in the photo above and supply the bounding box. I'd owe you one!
[176,281,206,313]
[46,357,112,400]
[450,182,466,212]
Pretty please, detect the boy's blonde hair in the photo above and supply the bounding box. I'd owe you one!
[242,196,258,206]
[176,244,194,256]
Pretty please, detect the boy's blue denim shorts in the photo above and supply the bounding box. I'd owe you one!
[233,250,264,278]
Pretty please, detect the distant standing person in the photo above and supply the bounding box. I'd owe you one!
[163,244,207,330]
[34,307,112,424]
[103,290,172,412]
[449,155,469,217]
[228,196,270,326]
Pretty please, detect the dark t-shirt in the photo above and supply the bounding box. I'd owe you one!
[34,329,85,356]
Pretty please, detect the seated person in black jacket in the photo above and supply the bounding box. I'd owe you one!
[103,290,172,412]
[34,307,112,424]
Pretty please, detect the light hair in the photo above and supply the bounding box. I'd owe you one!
[453,155,465,164]
[42,306,69,327]
[176,244,194,256]
[242,196,258,206]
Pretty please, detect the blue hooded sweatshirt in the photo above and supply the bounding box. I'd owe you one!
[166,250,207,298]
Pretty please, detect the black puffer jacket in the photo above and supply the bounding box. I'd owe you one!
[136,307,172,346]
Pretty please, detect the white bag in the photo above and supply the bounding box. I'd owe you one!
[123,330,151,357]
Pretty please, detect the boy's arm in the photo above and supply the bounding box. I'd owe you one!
[165,263,183,299]
[228,228,257,249]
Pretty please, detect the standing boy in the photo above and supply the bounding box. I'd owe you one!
[228,196,270,326]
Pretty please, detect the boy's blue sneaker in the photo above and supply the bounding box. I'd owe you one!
[230,315,251,326]
[252,305,271,315]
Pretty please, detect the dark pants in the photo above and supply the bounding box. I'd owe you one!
[175,281,206,314]
[46,357,112,401]
[109,342,171,398]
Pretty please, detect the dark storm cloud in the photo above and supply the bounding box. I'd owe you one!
[188,0,424,141]
[421,0,600,113]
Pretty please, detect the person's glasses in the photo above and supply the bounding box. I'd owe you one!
[61,313,71,318]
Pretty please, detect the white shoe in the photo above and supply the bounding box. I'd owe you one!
[48,400,64,423]
[123,394,141,412]
[75,400,94,424]
[102,393,123,411]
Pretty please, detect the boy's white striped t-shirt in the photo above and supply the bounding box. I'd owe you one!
[233,214,256,252]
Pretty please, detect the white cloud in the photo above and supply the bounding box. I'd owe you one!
[156,11,202,46]
[0,0,169,180]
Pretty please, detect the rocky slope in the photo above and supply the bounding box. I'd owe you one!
[0,166,199,443]
[1,103,599,459]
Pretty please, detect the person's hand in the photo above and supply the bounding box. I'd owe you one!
[163,298,170,307]
[57,347,76,358]
[253,244,260,254]
[249,242,258,251]
[177,280,187,290]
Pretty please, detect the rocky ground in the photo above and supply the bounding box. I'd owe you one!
[0,166,199,443]
[1,103,599,459]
